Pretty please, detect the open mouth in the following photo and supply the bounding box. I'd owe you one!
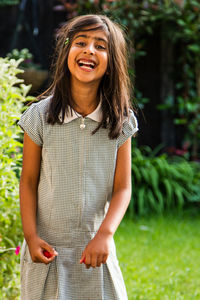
[77,59,96,70]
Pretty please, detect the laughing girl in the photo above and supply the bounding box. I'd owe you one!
[18,14,138,300]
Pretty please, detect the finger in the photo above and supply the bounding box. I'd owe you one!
[43,256,56,264]
[86,264,91,269]
[31,250,55,264]
[91,254,97,268]
[80,252,86,264]
[102,254,108,264]
[38,250,56,264]
[41,241,58,257]
[85,254,91,269]
[80,257,86,264]
[97,255,103,267]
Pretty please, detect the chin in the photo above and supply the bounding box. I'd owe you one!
[77,76,101,84]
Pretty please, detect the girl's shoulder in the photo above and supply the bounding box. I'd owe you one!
[123,109,138,129]
[117,109,139,149]
[20,95,52,124]
[28,95,52,114]
[18,96,52,146]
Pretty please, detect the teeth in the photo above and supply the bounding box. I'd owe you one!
[78,60,95,67]
[80,65,93,70]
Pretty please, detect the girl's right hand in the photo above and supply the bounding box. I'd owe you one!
[26,235,58,264]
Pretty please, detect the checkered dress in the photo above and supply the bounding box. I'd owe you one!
[18,96,138,300]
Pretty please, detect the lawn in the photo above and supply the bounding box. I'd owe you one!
[4,210,200,300]
[115,210,200,300]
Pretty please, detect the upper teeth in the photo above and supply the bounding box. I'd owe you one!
[78,60,95,67]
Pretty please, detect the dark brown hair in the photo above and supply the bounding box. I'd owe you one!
[38,14,133,139]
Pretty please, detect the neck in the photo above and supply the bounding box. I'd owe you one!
[70,80,100,117]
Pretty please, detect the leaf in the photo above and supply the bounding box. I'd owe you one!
[147,189,159,212]
[132,164,142,183]
[188,44,200,53]
[138,187,146,216]
[150,166,159,191]
[128,195,135,218]
[162,178,173,208]
[177,19,186,27]
[140,167,150,184]
[3,237,15,248]
[172,182,184,209]
[154,190,164,213]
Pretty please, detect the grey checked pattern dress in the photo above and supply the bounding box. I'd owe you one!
[18,96,138,300]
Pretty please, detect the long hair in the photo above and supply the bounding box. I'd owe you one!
[38,14,133,139]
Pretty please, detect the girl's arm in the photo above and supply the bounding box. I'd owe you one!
[80,137,132,268]
[20,133,57,264]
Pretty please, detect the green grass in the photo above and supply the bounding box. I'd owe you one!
[115,210,200,300]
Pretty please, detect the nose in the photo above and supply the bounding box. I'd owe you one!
[83,43,95,55]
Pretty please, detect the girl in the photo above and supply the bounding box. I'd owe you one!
[18,14,138,300]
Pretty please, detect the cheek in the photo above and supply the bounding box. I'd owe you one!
[101,53,108,72]
[67,60,75,75]
[67,47,77,70]
[67,56,72,72]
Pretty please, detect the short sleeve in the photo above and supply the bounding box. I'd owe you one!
[18,103,43,146]
[117,110,139,149]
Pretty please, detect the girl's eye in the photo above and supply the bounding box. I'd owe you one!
[76,42,85,46]
[74,41,106,50]
[96,45,106,50]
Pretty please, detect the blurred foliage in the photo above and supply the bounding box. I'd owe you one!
[130,146,200,216]
[0,0,19,6]
[6,48,42,70]
[0,57,33,299]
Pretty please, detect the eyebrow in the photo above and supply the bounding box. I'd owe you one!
[74,34,108,44]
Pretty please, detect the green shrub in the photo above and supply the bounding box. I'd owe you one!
[0,0,19,6]
[130,146,200,216]
[0,57,33,299]
[6,48,42,70]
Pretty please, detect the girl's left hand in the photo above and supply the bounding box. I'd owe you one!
[80,232,112,269]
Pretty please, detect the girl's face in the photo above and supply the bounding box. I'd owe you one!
[67,26,108,87]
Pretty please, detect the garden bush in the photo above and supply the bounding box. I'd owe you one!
[130,146,200,216]
[0,57,33,299]
[0,0,19,6]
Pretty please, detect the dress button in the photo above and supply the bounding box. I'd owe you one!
[80,123,86,130]
[80,118,86,130]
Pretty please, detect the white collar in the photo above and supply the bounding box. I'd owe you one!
[60,101,102,124]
